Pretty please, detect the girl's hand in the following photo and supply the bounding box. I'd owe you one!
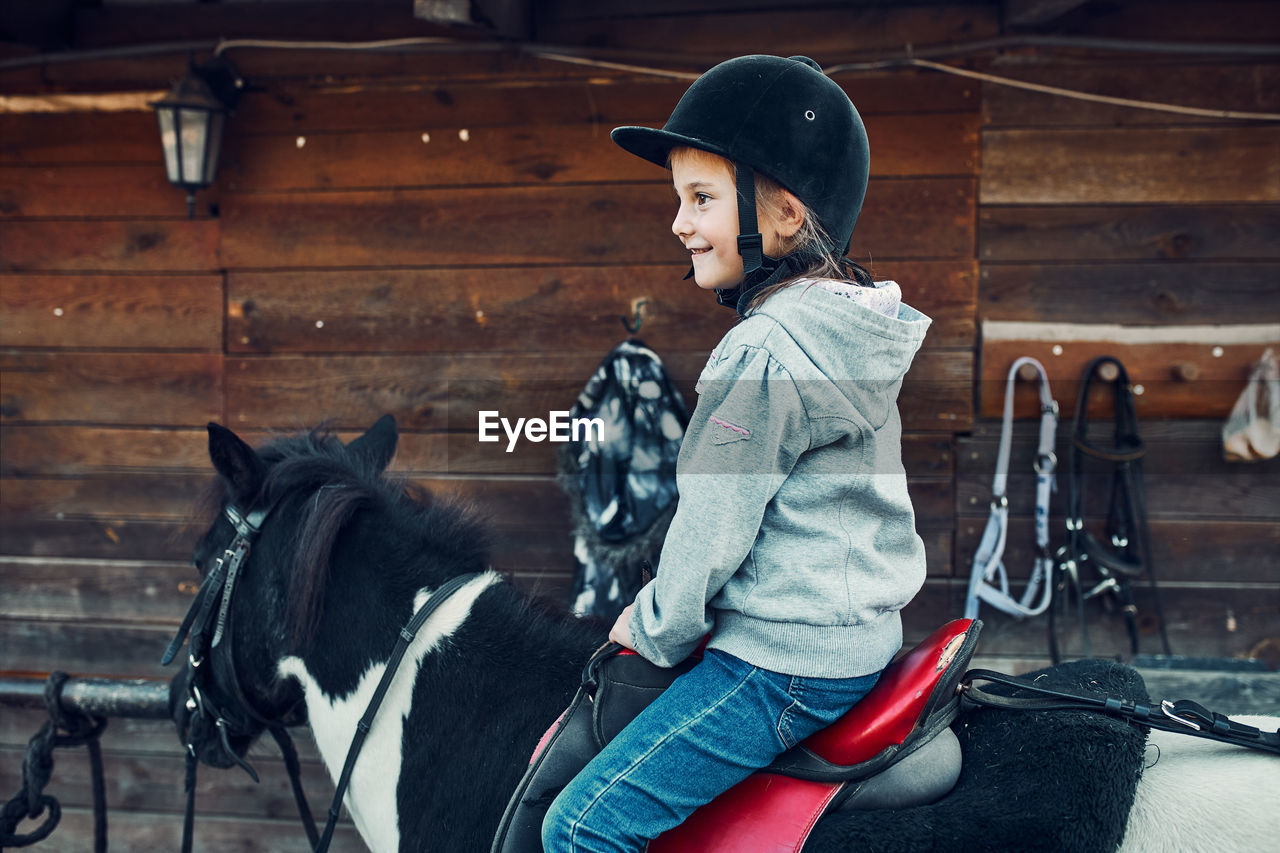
[609,604,636,650]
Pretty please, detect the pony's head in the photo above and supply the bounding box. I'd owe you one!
[167,415,401,771]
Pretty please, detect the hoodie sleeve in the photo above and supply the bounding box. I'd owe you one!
[629,343,811,667]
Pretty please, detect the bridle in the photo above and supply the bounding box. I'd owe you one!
[163,495,481,853]
[1050,356,1172,663]
[162,498,318,853]
[964,356,1059,622]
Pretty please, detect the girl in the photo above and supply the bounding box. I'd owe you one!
[542,54,931,852]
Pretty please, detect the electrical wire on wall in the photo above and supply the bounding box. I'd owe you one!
[1,33,1278,121]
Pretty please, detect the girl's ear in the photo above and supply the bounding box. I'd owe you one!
[207,422,267,501]
[772,189,805,241]
[347,413,398,473]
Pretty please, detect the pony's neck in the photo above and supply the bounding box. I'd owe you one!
[278,571,508,852]
[280,538,606,851]
[390,578,607,849]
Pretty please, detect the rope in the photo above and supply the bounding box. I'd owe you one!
[904,58,1280,122]
[1,672,109,851]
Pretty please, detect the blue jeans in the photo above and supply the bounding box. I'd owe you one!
[541,649,879,853]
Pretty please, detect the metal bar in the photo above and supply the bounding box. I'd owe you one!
[0,677,170,719]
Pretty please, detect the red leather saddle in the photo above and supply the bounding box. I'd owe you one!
[652,619,977,852]
[490,619,979,853]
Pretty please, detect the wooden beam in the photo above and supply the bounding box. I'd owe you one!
[535,5,1000,60]
[979,322,1280,420]
[0,352,223,425]
[474,0,532,38]
[979,262,1280,327]
[982,321,1280,346]
[0,275,224,349]
[219,261,972,356]
[1004,0,1090,28]
[981,126,1280,206]
[982,63,1280,128]
[413,0,531,37]
[0,0,76,51]
[979,204,1280,262]
[218,180,975,269]
[215,350,971,432]
[0,91,165,113]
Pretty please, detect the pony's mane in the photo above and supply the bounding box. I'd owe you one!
[203,427,491,652]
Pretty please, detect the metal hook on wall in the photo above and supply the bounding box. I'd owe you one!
[621,298,648,335]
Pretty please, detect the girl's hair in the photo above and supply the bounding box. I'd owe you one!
[670,146,873,314]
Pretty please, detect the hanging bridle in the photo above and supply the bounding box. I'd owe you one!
[1050,356,1172,663]
[965,357,1059,622]
[163,495,481,853]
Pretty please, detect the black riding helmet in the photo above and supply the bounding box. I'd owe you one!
[611,55,870,314]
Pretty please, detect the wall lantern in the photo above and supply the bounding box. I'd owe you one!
[150,57,243,217]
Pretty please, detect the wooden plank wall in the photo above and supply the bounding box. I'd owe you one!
[0,0,1277,848]
[968,49,1280,661]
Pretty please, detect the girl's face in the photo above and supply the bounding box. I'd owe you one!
[670,150,791,291]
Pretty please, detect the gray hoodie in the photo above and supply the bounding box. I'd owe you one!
[629,279,931,678]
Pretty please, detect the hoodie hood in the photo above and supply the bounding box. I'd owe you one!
[750,279,931,429]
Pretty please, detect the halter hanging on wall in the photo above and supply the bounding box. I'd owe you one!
[965,356,1059,622]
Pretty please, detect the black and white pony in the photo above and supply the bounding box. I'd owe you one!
[170,417,1279,853]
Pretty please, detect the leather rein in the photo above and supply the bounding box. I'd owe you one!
[162,496,479,853]
[960,669,1280,756]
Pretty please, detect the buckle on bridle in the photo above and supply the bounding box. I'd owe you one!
[215,717,260,783]
[1034,451,1058,474]
[186,682,204,714]
[1084,577,1118,599]
[224,504,269,537]
[1160,699,1203,731]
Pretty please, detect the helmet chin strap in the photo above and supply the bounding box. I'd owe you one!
[706,161,807,317]
[733,161,764,276]
[697,160,843,317]
[707,161,766,316]
[714,253,811,317]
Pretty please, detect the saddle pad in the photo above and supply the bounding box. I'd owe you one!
[803,659,1149,853]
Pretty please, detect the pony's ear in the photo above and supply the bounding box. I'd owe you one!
[207,422,267,500]
[347,414,398,473]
